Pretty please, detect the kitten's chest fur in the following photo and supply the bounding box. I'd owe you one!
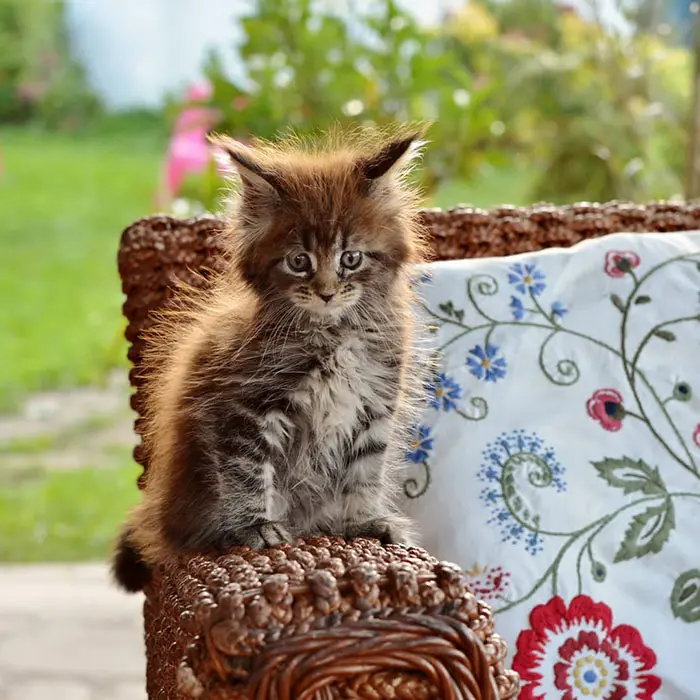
[269,329,399,498]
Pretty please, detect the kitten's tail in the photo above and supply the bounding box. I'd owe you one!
[112,526,152,593]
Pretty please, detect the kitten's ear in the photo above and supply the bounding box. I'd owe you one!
[358,129,426,182]
[208,133,283,196]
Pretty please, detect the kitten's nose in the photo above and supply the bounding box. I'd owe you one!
[319,292,335,304]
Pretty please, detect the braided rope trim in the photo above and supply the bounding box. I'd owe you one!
[179,613,519,700]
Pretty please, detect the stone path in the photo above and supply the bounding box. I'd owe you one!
[0,564,146,700]
[0,371,148,698]
[0,370,136,473]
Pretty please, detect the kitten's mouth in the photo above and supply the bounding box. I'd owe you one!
[295,298,353,321]
[305,302,345,318]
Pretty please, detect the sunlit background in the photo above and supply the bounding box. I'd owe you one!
[0,0,694,565]
[0,2,694,696]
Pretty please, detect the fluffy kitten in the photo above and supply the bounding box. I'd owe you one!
[113,126,429,592]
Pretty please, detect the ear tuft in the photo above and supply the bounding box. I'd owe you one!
[207,133,283,195]
[359,130,425,181]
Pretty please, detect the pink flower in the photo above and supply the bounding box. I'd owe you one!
[513,594,661,699]
[232,95,250,111]
[587,389,625,432]
[164,120,214,198]
[17,81,46,103]
[693,424,700,448]
[605,250,641,278]
[158,82,222,202]
[185,81,213,103]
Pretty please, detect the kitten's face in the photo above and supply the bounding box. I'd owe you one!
[215,128,426,322]
[279,234,379,318]
[275,230,382,319]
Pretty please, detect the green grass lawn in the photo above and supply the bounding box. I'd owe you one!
[0,116,166,410]
[0,459,141,561]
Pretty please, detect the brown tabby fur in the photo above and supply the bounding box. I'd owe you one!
[112,125,430,592]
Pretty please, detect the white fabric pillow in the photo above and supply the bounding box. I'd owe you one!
[403,231,700,699]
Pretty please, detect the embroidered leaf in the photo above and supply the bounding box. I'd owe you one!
[634,295,652,305]
[610,294,626,312]
[511,496,522,512]
[653,329,676,342]
[592,456,667,496]
[437,301,466,324]
[614,499,675,563]
[671,569,700,623]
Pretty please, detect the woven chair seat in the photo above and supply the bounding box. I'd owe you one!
[146,538,518,699]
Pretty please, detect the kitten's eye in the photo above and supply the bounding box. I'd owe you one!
[340,250,363,270]
[286,252,312,273]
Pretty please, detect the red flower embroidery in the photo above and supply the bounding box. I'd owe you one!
[605,250,641,278]
[587,389,625,432]
[693,424,700,448]
[465,564,511,603]
[513,595,661,699]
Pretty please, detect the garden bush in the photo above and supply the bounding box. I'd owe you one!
[0,0,99,128]
[193,0,689,205]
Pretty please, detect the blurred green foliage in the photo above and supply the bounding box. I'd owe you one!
[0,0,99,128]
[196,0,689,205]
[0,119,166,409]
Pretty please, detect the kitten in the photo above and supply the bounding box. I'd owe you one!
[113,126,429,592]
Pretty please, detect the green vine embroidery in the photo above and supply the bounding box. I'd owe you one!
[413,248,700,619]
[422,251,700,477]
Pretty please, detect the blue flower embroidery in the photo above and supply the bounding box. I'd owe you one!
[426,373,462,412]
[551,301,568,319]
[407,425,433,463]
[478,430,566,555]
[508,263,546,297]
[510,295,525,321]
[467,344,507,382]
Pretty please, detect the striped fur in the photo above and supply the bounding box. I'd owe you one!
[112,125,429,592]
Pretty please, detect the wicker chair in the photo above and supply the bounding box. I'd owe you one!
[119,201,700,699]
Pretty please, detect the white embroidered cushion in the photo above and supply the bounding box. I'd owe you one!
[403,231,700,700]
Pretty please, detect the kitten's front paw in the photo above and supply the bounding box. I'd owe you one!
[238,522,294,550]
[346,514,415,547]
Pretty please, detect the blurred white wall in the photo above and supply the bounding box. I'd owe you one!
[65,0,628,111]
[65,0,248,109]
